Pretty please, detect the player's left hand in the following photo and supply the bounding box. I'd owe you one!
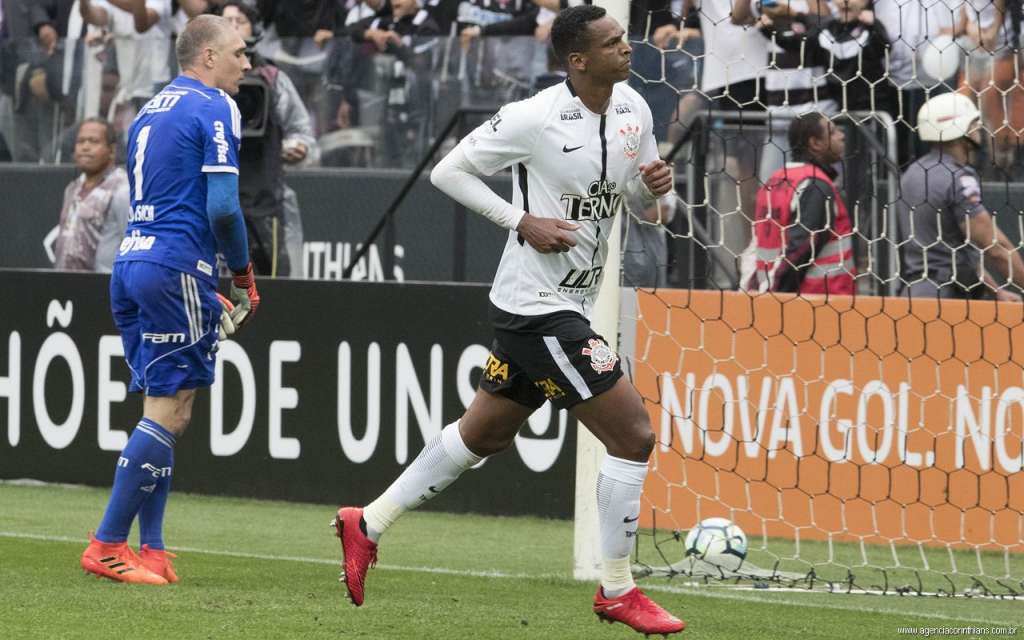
[640,160,673,197]
[229,262,260,328]
[215,293,237,340]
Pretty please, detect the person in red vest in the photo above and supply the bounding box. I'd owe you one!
[745,112,855,295]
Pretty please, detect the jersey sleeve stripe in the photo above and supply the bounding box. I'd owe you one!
[201,165,240,174]
[227,96,242,139]
[543,336,593,401]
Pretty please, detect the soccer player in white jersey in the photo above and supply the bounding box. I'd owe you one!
[333,5,683,635]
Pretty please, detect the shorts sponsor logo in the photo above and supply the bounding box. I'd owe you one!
[214,120,229,163]
[620,123,640,160]
[484,353,510,383]
[535,377,566,400]
[142,332,187,344]
[582,338,618,374]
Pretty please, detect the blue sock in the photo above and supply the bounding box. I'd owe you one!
[96,418,176,544]
[139,445,174,550]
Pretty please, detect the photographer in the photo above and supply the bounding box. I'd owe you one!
[221,0,319,277]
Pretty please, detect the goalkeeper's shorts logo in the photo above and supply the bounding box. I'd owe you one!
[582,338,618,374]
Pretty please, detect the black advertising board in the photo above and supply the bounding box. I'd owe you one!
[0,165,509,283]
[0,271,576,518]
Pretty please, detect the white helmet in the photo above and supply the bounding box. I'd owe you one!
[917,93,981,142]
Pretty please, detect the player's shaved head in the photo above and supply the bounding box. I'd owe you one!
[551,4,607,65]
[176,14,233,70]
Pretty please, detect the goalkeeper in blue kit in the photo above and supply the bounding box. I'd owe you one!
[80,15,260,585]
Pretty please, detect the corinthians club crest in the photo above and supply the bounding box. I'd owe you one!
[582,338,618,373]
[620,123,640,160]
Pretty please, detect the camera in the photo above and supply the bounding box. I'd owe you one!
[234,75,271,138]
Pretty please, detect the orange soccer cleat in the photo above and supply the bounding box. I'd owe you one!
[332,506,378,606]
[593,586,686,637]
[139,544,179,584]
[80,533,168,585]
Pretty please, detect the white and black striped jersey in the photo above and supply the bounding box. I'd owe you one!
[460,79,658,319]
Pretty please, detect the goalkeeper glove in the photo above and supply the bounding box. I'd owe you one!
[215,293,236,340]
[229,262,260,328]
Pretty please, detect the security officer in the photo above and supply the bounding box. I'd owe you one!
[896,93,1024,300]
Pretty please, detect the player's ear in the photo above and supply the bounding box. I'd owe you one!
[567,51,586,73]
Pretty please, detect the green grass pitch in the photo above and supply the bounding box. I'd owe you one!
[1,482,1020,639]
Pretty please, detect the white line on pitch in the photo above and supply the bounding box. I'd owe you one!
[0,530,1015,626]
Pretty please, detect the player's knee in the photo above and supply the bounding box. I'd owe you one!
[463,432,514,458]
[460,427,512,458]
[158,402,193,435]
[626,413,655,462]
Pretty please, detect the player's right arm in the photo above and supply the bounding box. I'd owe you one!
[429,101,579,254]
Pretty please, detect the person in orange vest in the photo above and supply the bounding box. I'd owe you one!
[745,112,855,295]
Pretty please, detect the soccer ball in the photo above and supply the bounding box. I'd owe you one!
[684,518,747,571]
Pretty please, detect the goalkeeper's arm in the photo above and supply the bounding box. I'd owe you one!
[207,172,260,328]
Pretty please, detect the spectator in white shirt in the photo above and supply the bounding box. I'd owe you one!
[80,0,173,110]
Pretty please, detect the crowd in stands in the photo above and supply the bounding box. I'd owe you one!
[1,1,1021,168]
[3,0,1023,296]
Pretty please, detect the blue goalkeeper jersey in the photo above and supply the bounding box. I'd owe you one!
[116,75,242,284]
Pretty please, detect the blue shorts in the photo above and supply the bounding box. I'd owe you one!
[111,261,220,396]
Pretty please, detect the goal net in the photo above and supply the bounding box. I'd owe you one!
[584,0,1024,597]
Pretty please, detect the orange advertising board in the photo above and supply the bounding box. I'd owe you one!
[631,289,1024,551]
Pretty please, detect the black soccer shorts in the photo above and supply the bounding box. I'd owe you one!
[479,307,623,410]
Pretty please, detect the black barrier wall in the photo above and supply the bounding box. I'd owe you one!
[0,165,510,282]
[0,271,576,518]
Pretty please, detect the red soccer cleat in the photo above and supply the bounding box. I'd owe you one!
[80,533,168,585]
[139,544,179,584]
[332,506,378,606]
[593,586,686,637]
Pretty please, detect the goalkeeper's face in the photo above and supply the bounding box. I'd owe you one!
[212,30,252,95]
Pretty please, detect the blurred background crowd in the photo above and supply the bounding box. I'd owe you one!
[5,0,1018,173]
[5,0,1024,293]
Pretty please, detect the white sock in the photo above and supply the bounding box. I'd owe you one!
[362,421,482,543]
[596,455,648,598]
